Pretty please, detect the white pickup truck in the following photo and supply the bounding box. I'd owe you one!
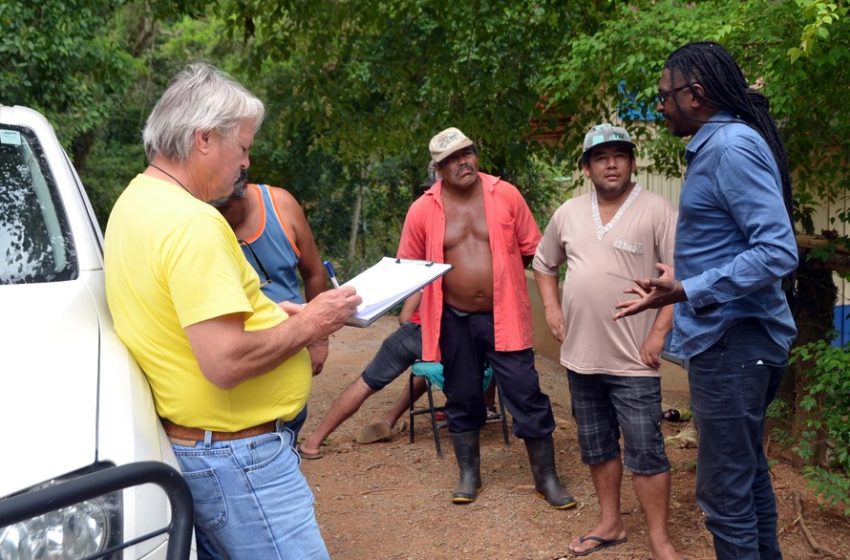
[0,104,190,559]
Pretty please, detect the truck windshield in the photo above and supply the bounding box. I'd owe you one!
[0,126,77,284]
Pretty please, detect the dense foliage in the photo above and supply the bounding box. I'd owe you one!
[0,0,138,165]
[217,0,615,270]
[791,339,850,515]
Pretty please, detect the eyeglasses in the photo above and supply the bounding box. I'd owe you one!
[240,240,271,287]
[656,84,693,104]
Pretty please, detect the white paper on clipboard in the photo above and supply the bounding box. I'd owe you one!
[342,257,451,327]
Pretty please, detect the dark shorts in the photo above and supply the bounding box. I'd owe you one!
[567,370,669,475]
[361,322,422,391]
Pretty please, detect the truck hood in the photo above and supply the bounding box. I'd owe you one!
[0,279,100,497]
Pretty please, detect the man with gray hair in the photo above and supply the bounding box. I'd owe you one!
[104,63,360,559]
[534,124,682,558]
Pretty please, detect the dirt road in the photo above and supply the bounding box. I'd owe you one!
[299,316,850,559]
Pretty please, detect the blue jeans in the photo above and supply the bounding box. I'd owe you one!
[688,319,786,560]
[283,406,308,443]
[172,427,329,560]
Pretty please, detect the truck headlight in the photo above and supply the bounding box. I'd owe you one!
[0,474,121,560]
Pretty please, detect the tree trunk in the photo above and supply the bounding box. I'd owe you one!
[347,183,362,261]
[782,249,837,466]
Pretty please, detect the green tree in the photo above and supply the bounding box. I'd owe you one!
[217,0,614,270]
[543,0,850,217]
[0,0,217,223]
[0,0,139,167]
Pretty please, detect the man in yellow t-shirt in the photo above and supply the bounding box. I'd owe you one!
[104,63,360,560]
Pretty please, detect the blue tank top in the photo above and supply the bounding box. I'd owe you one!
[242,184,304,303]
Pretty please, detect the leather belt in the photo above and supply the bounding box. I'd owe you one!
[161,419,278,444]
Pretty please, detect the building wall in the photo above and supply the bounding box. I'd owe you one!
[810,197,850,346]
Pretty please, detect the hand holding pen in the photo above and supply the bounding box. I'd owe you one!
[323,260,341,288]
[297,261,360,333]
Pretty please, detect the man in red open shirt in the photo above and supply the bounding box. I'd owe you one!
[397,127,576,508]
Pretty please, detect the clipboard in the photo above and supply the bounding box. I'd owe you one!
[342,257,452,327]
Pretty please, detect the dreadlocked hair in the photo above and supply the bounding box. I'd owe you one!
[665,41,793,222]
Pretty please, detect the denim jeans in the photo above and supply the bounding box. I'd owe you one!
[172,426,330,560]
[283,406,308,443]
[688,319,786,560]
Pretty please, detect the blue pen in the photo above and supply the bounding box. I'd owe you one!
[323,260,341,288]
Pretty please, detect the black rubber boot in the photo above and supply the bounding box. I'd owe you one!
[450,430,482,504]
[525,435,577,509]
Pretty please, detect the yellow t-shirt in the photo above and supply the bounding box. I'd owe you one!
[104,174,311,431]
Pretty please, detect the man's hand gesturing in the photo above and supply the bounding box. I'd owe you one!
[614,263,686,320]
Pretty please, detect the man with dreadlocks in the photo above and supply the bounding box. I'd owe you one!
[614,42,797,559]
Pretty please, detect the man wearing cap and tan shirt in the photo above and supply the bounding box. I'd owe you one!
[533,124,683,558]
[397,127,576,509]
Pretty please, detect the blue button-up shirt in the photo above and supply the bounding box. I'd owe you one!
[672,111,798,358]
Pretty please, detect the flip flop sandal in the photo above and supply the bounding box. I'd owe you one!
[296,445,324,460]
[569,535,627,557]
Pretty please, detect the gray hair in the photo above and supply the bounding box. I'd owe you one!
[143,63,265,162]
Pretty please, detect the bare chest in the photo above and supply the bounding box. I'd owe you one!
[442,196,488,251]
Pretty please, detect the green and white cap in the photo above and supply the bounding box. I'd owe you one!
[581,123,635,156]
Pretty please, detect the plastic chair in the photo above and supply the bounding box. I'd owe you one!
[408,361,510,457]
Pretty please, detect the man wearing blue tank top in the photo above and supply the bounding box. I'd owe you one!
[213,172,328,438]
